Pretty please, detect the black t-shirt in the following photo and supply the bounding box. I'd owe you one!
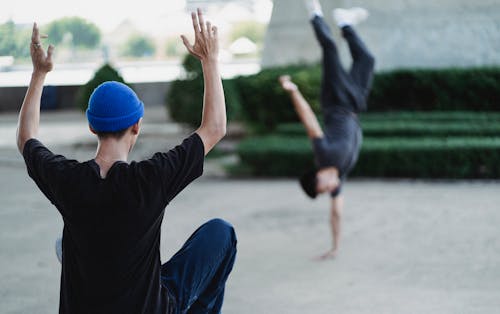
[312,111,362,197]
[23,133,204,314]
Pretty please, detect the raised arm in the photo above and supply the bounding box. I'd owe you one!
[16,23,54,153]
[279,75,323,139]
[181,9,226,155]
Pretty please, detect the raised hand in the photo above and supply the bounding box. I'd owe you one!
[279,75,298,93]
[181,8,219,63]
[30,22,54,74]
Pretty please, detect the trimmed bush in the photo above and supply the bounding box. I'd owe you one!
[232,66,500,130]
[276,113,500,137]
[237,136,314,176]
[236,135,500,179]
[167,64,500,129]
[167,77,204,125]
[354,137,500,178]
[77,64,127,111]
[166,54,242,126]
[359,111,500,122]
[233,65,321,131]
[369,68,500,111]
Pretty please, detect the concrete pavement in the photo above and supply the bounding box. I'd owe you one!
[2,167,500,313]
[1,108,500,313]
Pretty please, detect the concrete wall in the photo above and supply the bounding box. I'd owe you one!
[0,82,171,112]
[262,0,500,70]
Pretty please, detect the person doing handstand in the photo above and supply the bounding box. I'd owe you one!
[279,0,375,259]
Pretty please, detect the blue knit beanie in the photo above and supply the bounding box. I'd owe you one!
[86,81,144,132]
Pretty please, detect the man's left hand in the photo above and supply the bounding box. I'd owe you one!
[30,22,54,75]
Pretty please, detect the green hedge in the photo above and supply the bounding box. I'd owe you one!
[233,65,322,131]
[166,54,242,127]
[236,135,500,178]
[166,64,500,130]
[359,111,500,122]
[234,66,500,131]
[276,116,500,138]
[369,68,500,111]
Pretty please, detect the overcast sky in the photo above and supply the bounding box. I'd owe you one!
[1,0,272,35]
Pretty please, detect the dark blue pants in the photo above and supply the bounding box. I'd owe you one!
[161,219,237,314]
[311,15,375,113]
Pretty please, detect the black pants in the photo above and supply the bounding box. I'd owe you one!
[311,15,375,113]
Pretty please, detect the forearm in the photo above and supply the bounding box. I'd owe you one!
[196,60,227,152]
[289,89,323,138]
[330,196,343,251]
[17,72,46,152]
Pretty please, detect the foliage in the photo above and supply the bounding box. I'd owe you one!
[166,61,500,131]
[77,64,128,111]
[44,17,101,48]
[122,34,156,58]
[236,135,500,178]
[233,64,321,132]
[0,20,31,58]
[353,137,500,178]
[233,66,500,131]
[165,37,185,58]
[369,68,500,111]
[166,54,242,126]
[235,111,500,179]
[276,112,500,137]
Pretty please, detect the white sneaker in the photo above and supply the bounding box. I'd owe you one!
[333,7,369,27]
[55,237,62,263]
[305,0,323,18]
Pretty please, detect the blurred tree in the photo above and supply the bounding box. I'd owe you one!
[0,20,30,57]
[229,20,266,44]
[0,21,17,55]
[165,37,184,58]
[122,34,156,58]
[44,17,101,49]
[77,63,128,111]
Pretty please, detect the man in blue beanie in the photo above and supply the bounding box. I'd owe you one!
[17,9,235,314]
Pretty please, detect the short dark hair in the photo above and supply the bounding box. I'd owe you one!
[95,127,128,140]
[299,170,318,199]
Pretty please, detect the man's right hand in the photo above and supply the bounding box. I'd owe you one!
[279,75,298,93]
[181,9,219,64]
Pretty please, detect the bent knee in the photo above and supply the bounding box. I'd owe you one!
[203,218,237,247]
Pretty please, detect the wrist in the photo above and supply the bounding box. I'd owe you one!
[31,71,47,79]
[201,57,219,67]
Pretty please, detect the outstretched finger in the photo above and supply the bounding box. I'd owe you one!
[180,35,193,52]
[212,25,218,38]
[191,12,200,33]
[197,8,206,34]
[32,22,40,43]
[206,21,212,38]
[47,45,55,61]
